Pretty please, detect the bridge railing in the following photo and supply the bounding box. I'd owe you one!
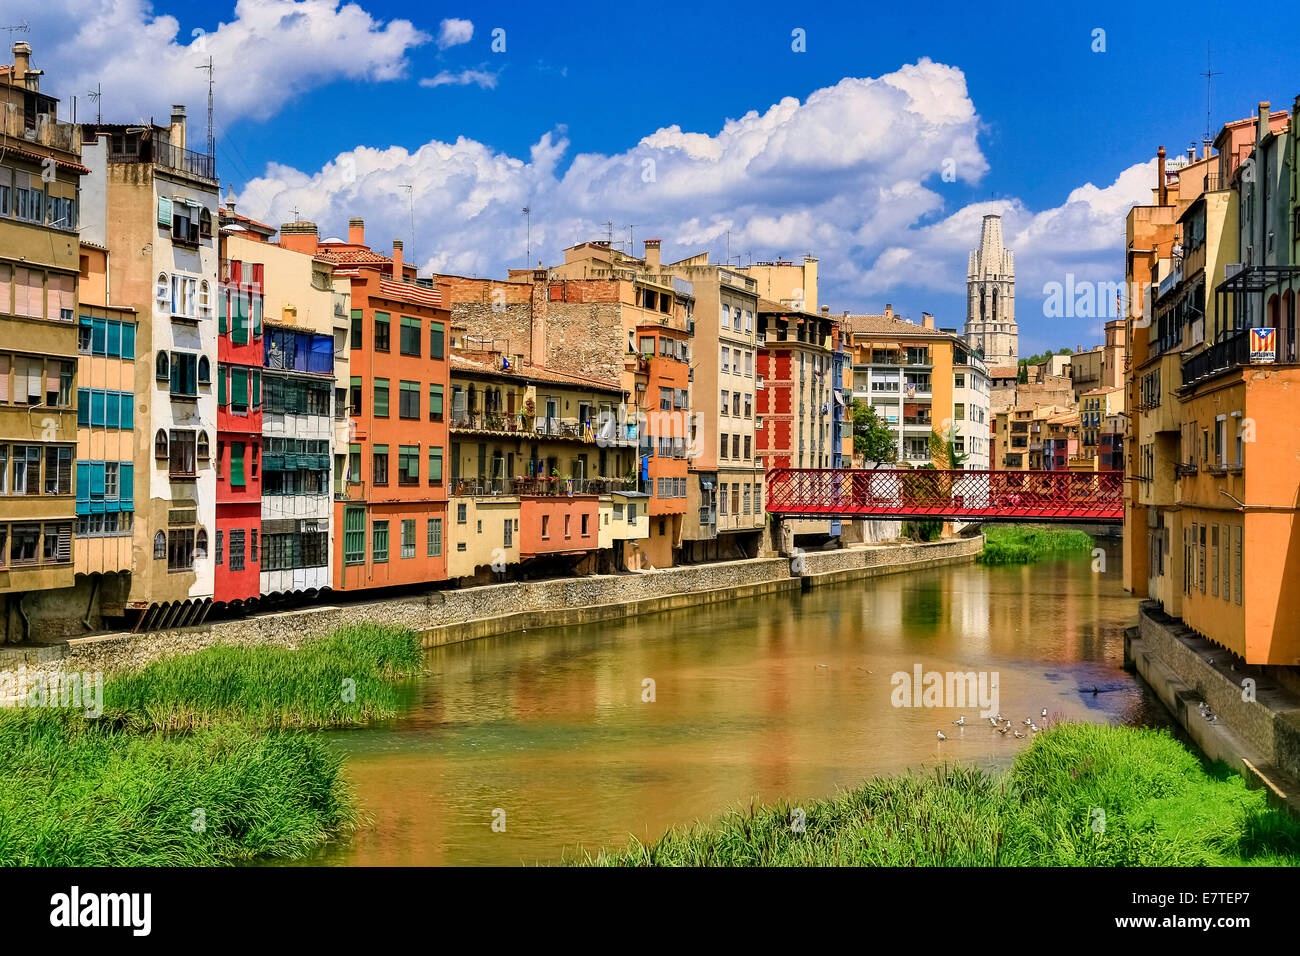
[764,467,1124,522]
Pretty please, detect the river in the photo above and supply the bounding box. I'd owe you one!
[307,540,1168,866]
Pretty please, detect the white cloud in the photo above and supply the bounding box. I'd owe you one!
[436,17,473,50]
[419,69,498,90]
[234,57,1151,347]
[33,0,427,125]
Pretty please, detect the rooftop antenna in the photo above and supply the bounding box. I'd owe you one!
[2,21,28,50]
[399,184,415,259]
[1201,42,1222,147]
[87,82,102,125]
[603,219,613,248]
[522,206,531,266]
[624,224,637,257]
[196,56,215,158]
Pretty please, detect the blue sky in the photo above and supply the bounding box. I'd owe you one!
[25,0,1299,356]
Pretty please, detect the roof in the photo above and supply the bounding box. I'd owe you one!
[846,313,949,337]
[314,247,393,266]
[989,365,1019,378]
[450,351,624,395]
[218,207,276,235]
[1082,386,1122,396]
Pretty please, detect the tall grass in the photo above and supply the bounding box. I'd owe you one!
[977,524,1094,565]
[101,623,424,731]
[579,723,1300,866]
[0,711,360,866]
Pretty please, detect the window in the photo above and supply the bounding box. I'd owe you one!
[155,429,168,460]
[429,384,444,421]
[350,310,363,349]
[374,312,390,352]
[720,389,729,415]
[154,531,167,559]
[170,275,198,318]
[10,445,40,495]
[428,446,444,485]
[9,524,40,564]
[348,444,361,484]
[399,380,420,419]
[230,442,246,487]
[344,507,366,565]
[167,528,196,571]
[231,367,249,412]
[430,321,445,360]
[198,356,211,385]
[350,376,362,416]
[581,513,590,537]
[215,529,223,566]
[564,514,571,538]
[372,520,389,562]
[169,352,198,397]
[401,519,416,559]
[720,433,728,459]
[372,445,389,486]
[197,431,210,461]
[156,351,169,382]
[398,445,419,485]
[456,502,467,524]
[229,529,246,572]
[541,514,550,539]
[169,429,197,477]
[427,517,442,557]
[374,378,389,417]
[400,316,421,356]
[721,347,730,373]
[954,403,965,421]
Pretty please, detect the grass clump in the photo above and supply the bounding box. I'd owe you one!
[977,524,1094,565]
[0,711,360,865]
[579,723,1300,867]
[101,623,423,731]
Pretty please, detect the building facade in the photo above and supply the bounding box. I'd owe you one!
[965,214,1017,368]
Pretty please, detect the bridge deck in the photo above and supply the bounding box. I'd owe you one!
[764,468,1124,523]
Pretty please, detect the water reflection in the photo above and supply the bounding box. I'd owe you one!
[308,542,1166,866]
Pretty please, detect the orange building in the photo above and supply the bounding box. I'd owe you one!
[283,219,450,591]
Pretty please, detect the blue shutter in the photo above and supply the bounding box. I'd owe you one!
[91,317,106,355]
[90,462,106,496]
[121,323,136,359]
[90,390,106,427]
[119,463,134,509]
[76,462,90,515]
[77,388,90,426]
[106,320,121,358]
[105,392,120,429]
[120,394,134,430]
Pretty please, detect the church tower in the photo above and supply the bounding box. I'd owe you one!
[964,214,1017,368]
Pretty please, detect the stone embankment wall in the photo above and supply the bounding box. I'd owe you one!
[2,537,982,681]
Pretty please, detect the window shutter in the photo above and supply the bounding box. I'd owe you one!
[77,388,89,426]
[90,462,106,497]
[121,394,134,429]
[218,288,228,335]
[91,390,106,426]
[121,323,136,360]
[0,354,8,403]
[76,462,90,514]
[252,370,261,407]
[157,195,172,226]
[105,392,120,428]
[218,366,227,406]
[231,443,245,486]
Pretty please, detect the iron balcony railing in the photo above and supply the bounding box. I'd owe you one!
[106,140,216,181]
[451,475,638,497]
[1181,329,1249,386]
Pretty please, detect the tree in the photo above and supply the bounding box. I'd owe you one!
[850,399,896,468]
[1017,363,1029,384]
[928,427,969,470]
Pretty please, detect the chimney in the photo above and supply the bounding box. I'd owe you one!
[921,312,935,330]
[1258,101,1271,143]
[279,222,319,255]
[392,240,404,281]
[170,105,187,152]
[12,42,32,88]
[1157,146,1167,206]
[884,303,893,320]
[644,238,661,269]
[348,217,365,247]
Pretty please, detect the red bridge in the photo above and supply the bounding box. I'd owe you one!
[765,468,1124,523]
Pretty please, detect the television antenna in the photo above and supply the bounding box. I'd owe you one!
[87,82,102,124]
[196,56,215,157]
[522,206,531,266]
[2,21,28,50]
[1201,42,1222,146]
[399,184,415,260]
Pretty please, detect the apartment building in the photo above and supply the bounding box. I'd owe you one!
[1079,386,1123,458]
[1126,98,1300,664]
[310,221,450,592]
[0,43,83,639]
[737,256,819,313]
[664,254,764,561]
[445,349,638,580]
[81,106,220,630]
[73,244,136,625]
[226,214,351,602]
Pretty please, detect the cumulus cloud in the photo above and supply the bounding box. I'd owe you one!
[233,57,1152,346]
[33,0,427,124]
[419,69,498,89]
[435,17,473,50]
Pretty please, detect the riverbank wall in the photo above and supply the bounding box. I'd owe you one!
[0,537,983,681]
[1126,601,1300,814]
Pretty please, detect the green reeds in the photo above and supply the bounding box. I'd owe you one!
[977,524,1094,565]
[578,723,1300,866]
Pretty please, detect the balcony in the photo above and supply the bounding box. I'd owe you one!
[106,139,217,183]
[1181,330,1249,387]
[2,110,79,155]
[452,475,637,498]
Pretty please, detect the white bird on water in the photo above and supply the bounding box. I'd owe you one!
[997,726,1010,736]
[1014,730,1026,739]
[937,731,948,741]
[953,716,966,726]
[1041,708,1048,718]
[1030,723,1040,732]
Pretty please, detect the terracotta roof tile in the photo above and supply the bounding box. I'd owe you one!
[451,350,624,394]
[846,313,949,337]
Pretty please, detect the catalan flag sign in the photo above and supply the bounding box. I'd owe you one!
[1250,327,1276,364]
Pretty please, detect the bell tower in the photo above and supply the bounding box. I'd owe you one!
[964,214,1017,368]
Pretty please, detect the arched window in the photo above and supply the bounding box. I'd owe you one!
[198,356,211,384]
[156,351,169,381]
[153,531,166,559]
[156,273,169,307]
[991,288,998,322]
[197,430,210,460]
[199,280,211,316]
[195,528,208,559]
[155,429,168,459]
[199,208,212,238]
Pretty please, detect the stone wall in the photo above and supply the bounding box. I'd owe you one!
[1,538,982,685]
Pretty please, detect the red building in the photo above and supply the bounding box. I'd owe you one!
[290,219,450,591]
[213,249,266,606]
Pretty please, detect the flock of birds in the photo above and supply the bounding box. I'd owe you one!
[937,709,1048,742]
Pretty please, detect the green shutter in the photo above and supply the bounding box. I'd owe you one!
[218,366,227,406]
[430,321,444,359]
[252,370,261,407]
[231,442,245,486]
[157,195,172,225]
[218,289,227,334]
[231,368,248,410]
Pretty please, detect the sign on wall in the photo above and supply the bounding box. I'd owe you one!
[1249,327,1276,364]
